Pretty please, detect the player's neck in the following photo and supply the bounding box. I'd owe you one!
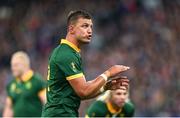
[66,34,81,49]
[109,100,121,111]
[19,69,31,80]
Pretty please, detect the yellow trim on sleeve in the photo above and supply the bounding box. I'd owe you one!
[60,39,81,52]
[38,88,46,97]
[66,73,84,80]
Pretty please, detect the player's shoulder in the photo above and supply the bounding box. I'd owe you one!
[53,45,77,60]
[7,78,16,86]
[87,100,108,117]
[124,101,135,109]
[123,100,135,116]
[32,72,45,83]
[32,72,42,79]
[93,100,106,106]
[31,72,46,91]
[56,43,74,54]
[88,100,107,112]
[6,78,17,91]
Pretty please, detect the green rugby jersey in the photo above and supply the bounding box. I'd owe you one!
[86,100,135,117]
[6,70,46,117]
[42,39,84,117]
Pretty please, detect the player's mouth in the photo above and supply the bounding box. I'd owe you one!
[87,35,92,40]
[118,101,125,105]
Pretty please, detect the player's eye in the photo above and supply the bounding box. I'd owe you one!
[124,92,127,95]
[82,24,89,28]
[90,25,93,29]
[117,93,121,95]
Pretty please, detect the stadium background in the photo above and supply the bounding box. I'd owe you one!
[0,0,179,117]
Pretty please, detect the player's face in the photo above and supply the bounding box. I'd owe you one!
[73,18,93,44]
[11,57,24,78]
[111,88,128,108]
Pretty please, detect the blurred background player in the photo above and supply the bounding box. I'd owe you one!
[3,51,46,117]
[86,86,135,117]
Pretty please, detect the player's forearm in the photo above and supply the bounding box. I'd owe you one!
[3,97,13,117]
[82,89,101,100]
[3,107,13,117]
[80,73,108,99]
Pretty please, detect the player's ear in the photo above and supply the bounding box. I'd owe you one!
[68,25,75,34]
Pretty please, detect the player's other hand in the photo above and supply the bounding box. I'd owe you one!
[104,76,129,91]
[105,65,130,78]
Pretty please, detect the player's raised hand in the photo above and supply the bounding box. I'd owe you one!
[103,76,129,91]
[105,65,130,78]
[112,76,129,87]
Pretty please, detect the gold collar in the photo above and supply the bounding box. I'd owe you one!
[16,70,34,82]
[60,39,81,52]
[106,101,122,114]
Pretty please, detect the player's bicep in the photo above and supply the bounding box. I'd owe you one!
[68,76,87,97]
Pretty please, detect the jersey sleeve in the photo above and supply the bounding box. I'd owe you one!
[58,53,84,80]
[6,81,15,103]
[6,83,11,98]
[86,100,107,117]
[35,74,46,92]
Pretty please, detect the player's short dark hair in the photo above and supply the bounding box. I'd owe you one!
[67,10,92,26]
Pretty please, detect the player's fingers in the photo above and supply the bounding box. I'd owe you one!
[113,80,129,88]
[109,81,120,90]
[111,85,116,90]
[120,78,129,83]
[118,65,130,72]
[121,82,129,86]
[114,84,127,90]
[111,78,128,84]
[119,86,127,90]
[118,76,128,79]
[112,81,123,88]
[115,78,129,84]
[110,79,117,84]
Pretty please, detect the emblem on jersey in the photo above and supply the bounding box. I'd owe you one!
[10,83,16,92]
[10,83,22,94]
[26,82,32,89]
[71,62,78,72]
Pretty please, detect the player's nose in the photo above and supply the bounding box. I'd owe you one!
[87,27,92,34]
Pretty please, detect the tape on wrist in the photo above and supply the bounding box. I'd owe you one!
[100,73,108,81]
[100,86,105,93]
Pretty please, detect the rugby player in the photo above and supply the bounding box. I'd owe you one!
[42,10,130,117]
[3,51,46,117]
[86,86,135,117]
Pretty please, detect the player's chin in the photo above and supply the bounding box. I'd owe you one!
[117,102,125,107]
[81,38,91,44]
[12,72,20,78]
